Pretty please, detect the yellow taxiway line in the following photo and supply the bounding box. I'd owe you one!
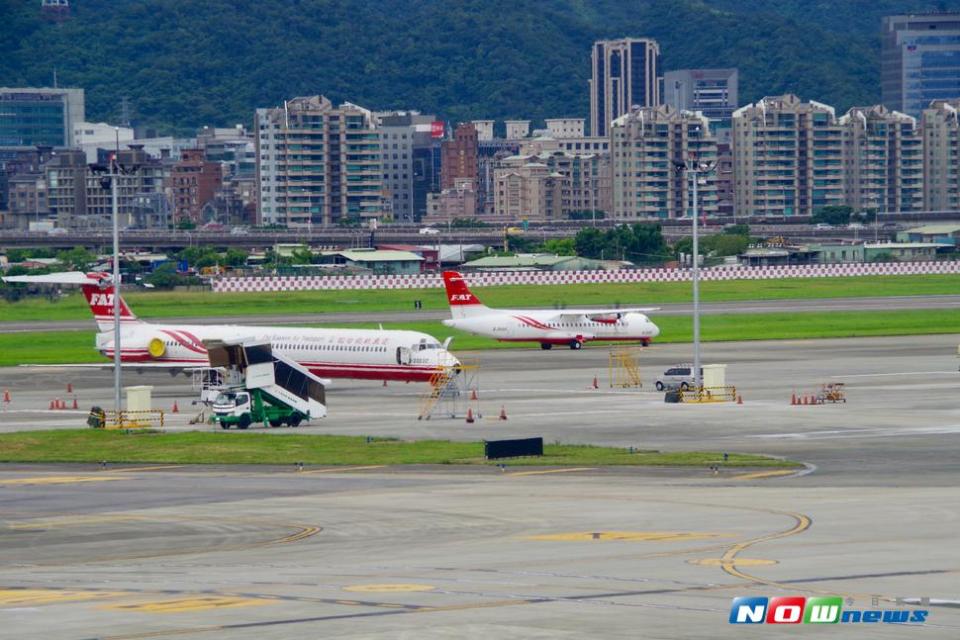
[730,469,798,481]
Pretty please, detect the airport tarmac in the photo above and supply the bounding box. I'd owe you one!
[2,293,960,333]
[1,335,959,637]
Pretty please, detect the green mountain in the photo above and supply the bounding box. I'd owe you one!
[1,0,957,131]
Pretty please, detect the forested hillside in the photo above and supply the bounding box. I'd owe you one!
[1,0,956,131]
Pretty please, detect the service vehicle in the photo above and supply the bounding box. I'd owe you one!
[654,363,703,391]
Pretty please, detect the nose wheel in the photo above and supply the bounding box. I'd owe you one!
[540,343,553,350]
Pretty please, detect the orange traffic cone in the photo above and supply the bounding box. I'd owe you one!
[67,382,73,394]
[499,406,508,421]
[592,376,599,389]
[49,399,56,410]
[790,393,797,405]
[2,389,9,403]
[465,408,475,423]
[470,389,478,401]
[737,395,743,405]
[72,397,78,410]
[171,401,179,414]
[58,398,65,410]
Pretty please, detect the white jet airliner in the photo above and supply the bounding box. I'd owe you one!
[3,272,459,382]
[441,271,660,350]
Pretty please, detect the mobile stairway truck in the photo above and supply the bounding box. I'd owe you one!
[204,338,328,429]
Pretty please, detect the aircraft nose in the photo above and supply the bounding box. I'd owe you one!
[649,321,660,338]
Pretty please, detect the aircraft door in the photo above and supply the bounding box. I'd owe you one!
[396,346,412,365]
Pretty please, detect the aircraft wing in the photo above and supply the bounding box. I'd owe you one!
[18,363,208,372]
[552,307,660,319]
[2,271,106,285]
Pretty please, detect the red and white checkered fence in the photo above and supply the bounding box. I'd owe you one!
[210,261,960,293]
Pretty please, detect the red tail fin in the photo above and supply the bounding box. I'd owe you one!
[442,271,488,318]
[81,272,138,330]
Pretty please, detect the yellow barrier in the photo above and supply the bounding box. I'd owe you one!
[679,386,737,404]
[96,410,165,429]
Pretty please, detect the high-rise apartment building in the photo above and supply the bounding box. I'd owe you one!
[376,111,438,222]
[495,151,611,219]
[545,118,586,139]
[882,14,960,119]
[0,87,85,149]
[493,159,562,222]
[168,148,223,224]
[440,123,478,190]
[921,99,960,211]
[662,69,739,137]
[256,95,382,227]
[590,38,660,137]
[610,105,717,219]
[839,105,923,214]
[732,94,844,218]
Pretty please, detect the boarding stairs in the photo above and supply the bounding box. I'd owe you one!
[205,338,328,420]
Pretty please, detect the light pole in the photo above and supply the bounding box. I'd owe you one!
[111,129,122,414]
[676,157,716,391]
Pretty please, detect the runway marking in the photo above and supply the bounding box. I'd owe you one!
[730,469,798,481]
[299,465,386,475]
[526,531,728,542]
[832,370,957,378]
[342,584,435,593]
[0,475,124,486]
[0,588,125,606]
[749,425,960,440]
[507,467,594,477]
[103,596,275,614]
[690,557,778,567]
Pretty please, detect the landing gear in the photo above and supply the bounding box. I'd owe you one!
[540,343,553,350]
[569,340,583,350]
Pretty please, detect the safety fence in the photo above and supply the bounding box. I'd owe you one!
[210,260,960,293]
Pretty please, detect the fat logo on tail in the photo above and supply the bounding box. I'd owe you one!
[80,272,139,331]
[442,271,489,319]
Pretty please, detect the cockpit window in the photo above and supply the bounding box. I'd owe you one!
[417,342,441,350]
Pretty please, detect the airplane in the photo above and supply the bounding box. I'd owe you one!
[440,270,660,350]
[2,271,460,383]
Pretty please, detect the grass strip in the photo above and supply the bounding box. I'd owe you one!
[2,273,959,322]
[0,430,798,467]
[2,307,959,367]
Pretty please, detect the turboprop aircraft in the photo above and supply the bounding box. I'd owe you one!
[3,271,459,382]
[440,270,659,350]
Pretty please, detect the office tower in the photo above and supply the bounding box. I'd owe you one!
[590,38,660,137]
[662,68,739,137]
[840,105,923,214]
[0,87,85,149]
[256,95,382,227]
[733,94,844,218]
[611,104,717,219]
[882,14,960,119]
